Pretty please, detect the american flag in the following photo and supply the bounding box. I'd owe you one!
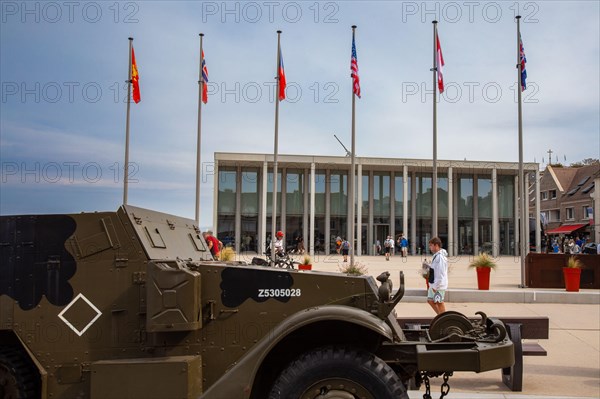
[201,50,209,104]
[436,33,445,94]
[351,35,361,98]
[519,34,527,91]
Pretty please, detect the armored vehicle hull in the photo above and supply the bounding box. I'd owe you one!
[1,205,514,398]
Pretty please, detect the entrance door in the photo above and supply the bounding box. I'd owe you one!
[361,224,368,255]
[373,224,389,255]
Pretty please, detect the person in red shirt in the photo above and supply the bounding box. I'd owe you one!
[203,231,222,259]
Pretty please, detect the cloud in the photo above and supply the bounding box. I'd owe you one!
[1,0,598,222]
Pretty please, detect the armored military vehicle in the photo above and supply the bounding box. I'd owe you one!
[1,205,514,398]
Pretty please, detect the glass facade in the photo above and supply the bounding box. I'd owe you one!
[217,168,236,247]
[478,176,493,254]
[437,175,449,251]
[312,172,326,253]
[372,173,391,253]
[215,158,521,258]
[286,170,304,249]
[498,175,515,255]
[330,171,348,252]
[361,173,369,223]
[457,176,474,255]
[265,171,282,250]
[415,173,432,254]
[240,169,258,252]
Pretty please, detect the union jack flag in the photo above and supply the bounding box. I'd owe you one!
[351,35,361,98]
[201,50,209,104]
[519,34,527,91]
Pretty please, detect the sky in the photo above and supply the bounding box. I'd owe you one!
[1,0,599,227]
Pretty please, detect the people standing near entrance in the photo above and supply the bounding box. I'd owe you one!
[340,238,350,263]
[375,239,381,255]
[400,234,408,257]
[426,236,448,315]
[384,236,394,261]
[296,236,305,254]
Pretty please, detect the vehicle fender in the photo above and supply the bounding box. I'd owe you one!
[200,305,394,399]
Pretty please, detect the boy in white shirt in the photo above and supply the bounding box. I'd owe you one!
[427,236,448,314]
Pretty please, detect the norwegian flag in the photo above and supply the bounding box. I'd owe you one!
[436,32,445,93]
[278,48,286,101]
[351,35,361,98]
[519,34,527,91]
[201,50,209,104]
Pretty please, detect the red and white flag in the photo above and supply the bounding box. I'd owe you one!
[436,33,445,93]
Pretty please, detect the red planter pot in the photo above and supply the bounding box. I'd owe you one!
[476,267,491,290]
[563,267,581,292]
[298,264,312,270]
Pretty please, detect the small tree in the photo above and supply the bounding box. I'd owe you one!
[468,253,497,270]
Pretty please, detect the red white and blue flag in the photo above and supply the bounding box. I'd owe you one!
[351,35,361,98]
[519,34,527,91]
[436,32,445,94]
[201,50,209,104]
[278,48,286,101]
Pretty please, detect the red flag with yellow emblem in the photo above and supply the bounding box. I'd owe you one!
[131,47,140,103]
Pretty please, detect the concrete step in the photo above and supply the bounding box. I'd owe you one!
[397,288,600,305]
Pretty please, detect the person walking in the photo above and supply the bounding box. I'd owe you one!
[296,236,305,254]
[384,236,394,261]
[400,234,408,257]
[426,236,448,315]
[340,238,350,263]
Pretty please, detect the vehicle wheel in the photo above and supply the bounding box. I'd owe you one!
[268,346,408,399]
[0,347,39,399]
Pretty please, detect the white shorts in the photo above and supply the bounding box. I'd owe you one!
[427,287,446,303]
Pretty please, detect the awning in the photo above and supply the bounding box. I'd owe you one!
[546,223,587,234]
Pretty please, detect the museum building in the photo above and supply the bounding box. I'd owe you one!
[213,152,541,257]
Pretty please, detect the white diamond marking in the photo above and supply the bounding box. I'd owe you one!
[57,293,102,337]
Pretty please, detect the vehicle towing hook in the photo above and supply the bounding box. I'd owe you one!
[376,271,405,319]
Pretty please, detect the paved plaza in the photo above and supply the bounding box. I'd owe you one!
[237,253,600,398]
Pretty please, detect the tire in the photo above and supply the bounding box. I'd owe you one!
[269,346,408,399]
[0,347,39,399]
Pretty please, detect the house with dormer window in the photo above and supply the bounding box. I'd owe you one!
[533,164,598,238]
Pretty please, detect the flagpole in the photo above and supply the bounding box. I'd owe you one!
[349,25,357,267]
[123,37,133,205]
[432,21,439,241]
[516,15,527,287]
[195,33,204,226]
[271,30,282,263]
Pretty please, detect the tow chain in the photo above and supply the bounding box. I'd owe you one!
[422,373,432,399]
[422,372,452,399]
